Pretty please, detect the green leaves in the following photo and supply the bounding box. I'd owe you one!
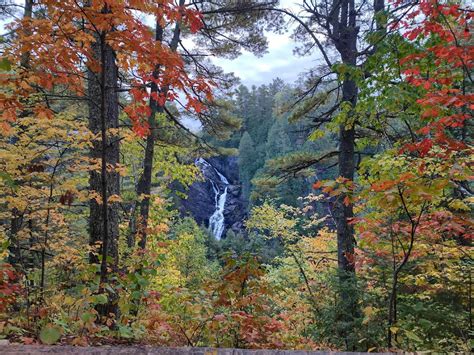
[80,312,96,323]
[0,172,17,190]
[39,325,61,345]
[0,58,11,71]
[404,330,422,343]
[308,129,325,141]
[92,293,108,305]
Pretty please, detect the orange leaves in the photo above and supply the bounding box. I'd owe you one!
[313,177,355,207]
[186,10,204,33]
[123,104,151,137]
[343,196,350,207]
[370,179,398,192]
[1,0,214,132]
[34,106,54,120]
[1,108,17,125]
[185,96,205,114]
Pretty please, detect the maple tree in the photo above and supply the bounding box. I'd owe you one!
[352,0,473,349]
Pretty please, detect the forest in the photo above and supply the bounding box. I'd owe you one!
[0,0,472,352]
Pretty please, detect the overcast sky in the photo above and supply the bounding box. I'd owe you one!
[212,0,318,87]
[213,32,318,87]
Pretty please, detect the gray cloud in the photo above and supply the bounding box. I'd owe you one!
[212,27,322,87]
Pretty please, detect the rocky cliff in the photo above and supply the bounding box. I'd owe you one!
[176,156,247,239]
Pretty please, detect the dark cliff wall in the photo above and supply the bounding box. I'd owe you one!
[175,156,247,237]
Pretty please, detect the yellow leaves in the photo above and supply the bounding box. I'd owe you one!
[138,193,151,202]
[390,326,400,334]
[247,202,297,240]
[306,228,336,251]
[108,194,122,203]
[89,191,102,204]
[308,129,325,141]
[362,306,377,325]
[414,275,427,286]
[465,196,474,205]
[5,195,28,211]
[448,199,470,211]
[0,229,8,260]
[148,223,169,235]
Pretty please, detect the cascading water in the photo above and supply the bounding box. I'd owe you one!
[209,185,228,240]
[195,158,230,240]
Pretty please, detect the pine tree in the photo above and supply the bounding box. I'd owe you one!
[238,132,259,202]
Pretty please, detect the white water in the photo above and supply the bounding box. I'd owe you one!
[195,158,230,240]
[209,185,228,240]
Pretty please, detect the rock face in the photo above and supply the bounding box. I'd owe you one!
[176,156,247,238]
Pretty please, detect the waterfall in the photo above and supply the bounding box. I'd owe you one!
[209,185,228,240]
[195,158,230,240]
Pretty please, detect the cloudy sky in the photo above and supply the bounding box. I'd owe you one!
[212,0,319,87]
[213,32,319,87]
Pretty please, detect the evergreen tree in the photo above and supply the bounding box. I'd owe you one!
[238,132,259,202]
[265,117,292,160]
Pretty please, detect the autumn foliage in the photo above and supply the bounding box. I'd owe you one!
[1,0,212,136]
[0,0,472,352]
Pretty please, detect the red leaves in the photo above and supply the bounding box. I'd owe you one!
[409,138,433,157]
[343,196,351,207]
[0,263,21,312]
[397,0,473,159]
[59,190,75,206]
[421,107,439,119]
[185,10,204,33]
[405,27,422,41]
[343,252,355,266]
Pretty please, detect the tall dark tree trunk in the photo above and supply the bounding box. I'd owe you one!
[133,4,183,250]
[329,0,360,348]
[131,23,163,250]
[20,0,33,69]
[88,28,120,317]
[134,25,161,249]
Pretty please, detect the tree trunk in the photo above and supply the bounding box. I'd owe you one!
[87,29,120,317]
[330,0,360,348]
[134,5,183,249]
[133,23,162,250]
[333,74,358,351]
[387,271,398,348]
[334,78,357,275]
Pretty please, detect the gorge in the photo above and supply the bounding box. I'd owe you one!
[177,156,247,239]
